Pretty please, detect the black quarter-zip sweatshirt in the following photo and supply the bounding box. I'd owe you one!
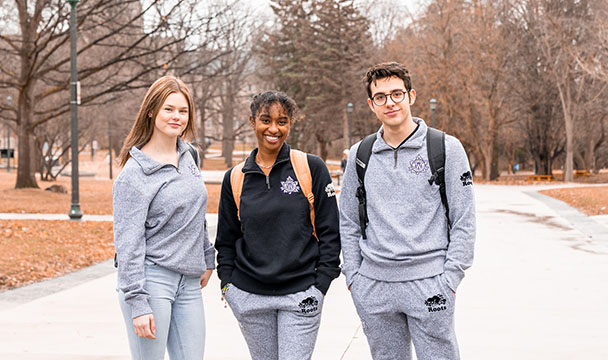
[216,143,341,295]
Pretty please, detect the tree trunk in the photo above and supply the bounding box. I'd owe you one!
[482,154,491,181]
[592,120,605,174]
[15,7,39,189]
[583,139,594,171]
[319,139,328,161]
[563,111,574,181]
[490,140,500,180]
[343,103,349,151]
[477,143,491,180]
[15,93,39,188]
[534,148,552,175]
[222,107,234,168]
[573,149,585,171]
[198,99,207,168]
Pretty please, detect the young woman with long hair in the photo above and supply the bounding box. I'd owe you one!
[113,75,214,359]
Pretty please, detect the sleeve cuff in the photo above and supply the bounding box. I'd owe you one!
[204,249,216,269]
[129,297,152,319]
[218,268,232,289]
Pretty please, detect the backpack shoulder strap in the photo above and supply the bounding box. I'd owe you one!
[355,133,377,240]
[290,149,318,241]
[426,127,451,229]
[187,143,200,168]
[355,134,376,185]
[230,161,246,221]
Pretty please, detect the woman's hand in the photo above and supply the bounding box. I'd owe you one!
[200,269,214,288]
[133,314,156,339]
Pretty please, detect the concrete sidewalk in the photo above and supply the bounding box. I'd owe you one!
[1,184,607,359]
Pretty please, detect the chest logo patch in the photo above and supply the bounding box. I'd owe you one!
[408,154,429,175]
[325,183,336,197]
[281,176,300,194]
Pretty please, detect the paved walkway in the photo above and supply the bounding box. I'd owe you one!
[0,184,607,359]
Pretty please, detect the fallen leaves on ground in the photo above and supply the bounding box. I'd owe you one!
[0,173,221,214]
[540,186,608,216]
[0,220,114,291]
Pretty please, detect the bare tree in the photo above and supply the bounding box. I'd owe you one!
[0,0,230,188]
[536,0,606,181]
[259,0,369,159]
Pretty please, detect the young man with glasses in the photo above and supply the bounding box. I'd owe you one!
[339,62,476,360]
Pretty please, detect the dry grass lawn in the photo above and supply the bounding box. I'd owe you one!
[540,186,608,216]
[0,220,114,291]
[0,173,221,214]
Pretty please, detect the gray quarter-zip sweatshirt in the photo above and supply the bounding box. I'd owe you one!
[113,137,215,318]
[340,118,475,292]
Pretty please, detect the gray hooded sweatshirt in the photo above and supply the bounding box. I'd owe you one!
[113,138,215,318]
[339,118,475,292]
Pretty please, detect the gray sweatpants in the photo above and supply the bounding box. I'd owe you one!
[350,273,459,360]
[224,284,324,360]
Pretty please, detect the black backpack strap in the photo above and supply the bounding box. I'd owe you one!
[188,143,200,167]
[426,127,451,230]
[355,134,377,239]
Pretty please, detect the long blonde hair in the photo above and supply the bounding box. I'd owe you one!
[118,76,196,167]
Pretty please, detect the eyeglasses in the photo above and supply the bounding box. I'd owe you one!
[371,90,408,106]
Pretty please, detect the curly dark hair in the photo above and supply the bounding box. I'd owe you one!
[250,91,299,123]
[364,62,413,101]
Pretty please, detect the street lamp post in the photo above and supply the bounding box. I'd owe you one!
[108,119,113,179]
[346,102,354,147]
[68,0,82,220]
[429,98,437,128]
[6,96,12,173]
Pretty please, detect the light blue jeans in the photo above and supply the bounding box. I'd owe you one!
[118,260,206,360]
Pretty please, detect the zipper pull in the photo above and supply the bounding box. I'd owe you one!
[394,150,398,168]
[266,175,270,190]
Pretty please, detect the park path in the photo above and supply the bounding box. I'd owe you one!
[0,184,607,359]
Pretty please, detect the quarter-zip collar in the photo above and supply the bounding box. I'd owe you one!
[242,142,292,173]
[373,117,427,154]
[129,137,189,175]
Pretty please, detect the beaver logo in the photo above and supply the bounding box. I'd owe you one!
[298,296,319,314]
[325,183,336,198]
[425,294,447,312]
[460,171,473,186]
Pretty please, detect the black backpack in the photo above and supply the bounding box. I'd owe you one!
[355,127,451,240]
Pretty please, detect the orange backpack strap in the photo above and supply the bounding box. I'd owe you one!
[290,149,318,241]
[230,161,246,221]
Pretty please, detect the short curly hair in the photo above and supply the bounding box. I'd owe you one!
[364,62,413,100]
[250,91,299,123]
